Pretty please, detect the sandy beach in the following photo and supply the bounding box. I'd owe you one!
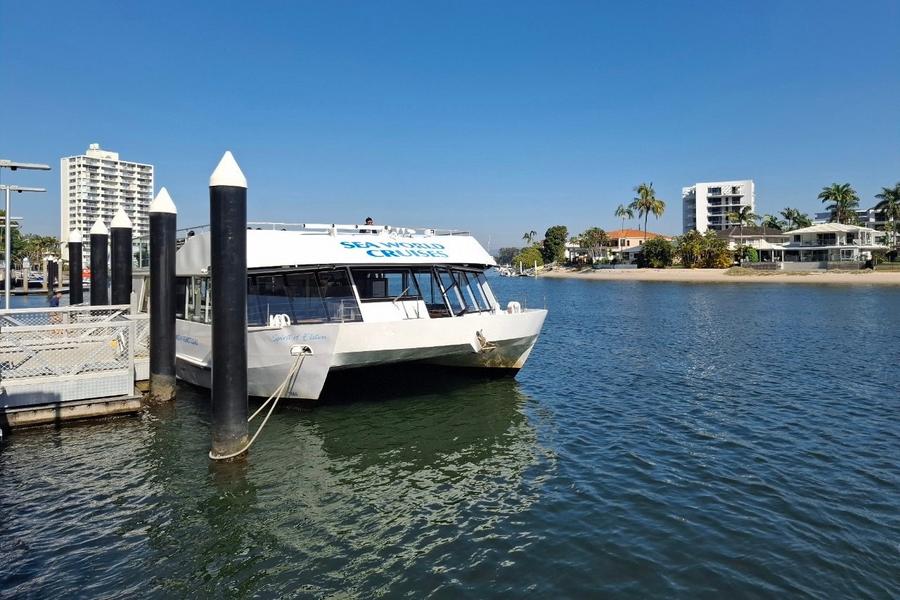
[539,267,900,285]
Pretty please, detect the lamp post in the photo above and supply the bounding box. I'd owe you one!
[0,159,51,312]
[0,185,47,310]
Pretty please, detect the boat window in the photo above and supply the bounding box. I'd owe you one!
[187,277,210,323]
[412,268,451,318]
[436,267,467,315]
[248,271,330,326]
[474,272,497,310]
[316,268,362,322]
[351,268,421,302]
[457,270,490,312]
[175,277,188,319]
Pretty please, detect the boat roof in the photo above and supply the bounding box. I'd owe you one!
[175,223,496,274]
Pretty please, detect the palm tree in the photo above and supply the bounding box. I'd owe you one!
[761,214,785,230]
[726,205,758,249]
[629,183,666,241]
[614,204,634,250]
[875,183,900,248]
[779,207,811,230]
[522,230,537,245]
[780,207,799,230]
[818,183,859,224]
[580,227,609,261]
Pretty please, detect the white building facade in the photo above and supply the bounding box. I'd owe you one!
[682,179,755,233]
[60,143,153,258]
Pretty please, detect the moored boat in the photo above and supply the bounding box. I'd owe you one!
[134,223,546,400]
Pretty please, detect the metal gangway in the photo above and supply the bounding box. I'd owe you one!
[0,305,149,415]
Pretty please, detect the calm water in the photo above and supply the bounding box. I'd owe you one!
[2,279,899,598]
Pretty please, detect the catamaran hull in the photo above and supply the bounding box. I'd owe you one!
[175,309,547,400]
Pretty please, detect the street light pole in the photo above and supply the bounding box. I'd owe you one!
[0,185,47,310]
[0,159,51,311]
[4,186,9,310]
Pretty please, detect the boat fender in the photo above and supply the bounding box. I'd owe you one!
[507,301,521,314]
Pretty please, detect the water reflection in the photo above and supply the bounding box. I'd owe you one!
[96,375,550,597]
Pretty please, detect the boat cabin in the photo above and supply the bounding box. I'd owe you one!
[138,223,500,328]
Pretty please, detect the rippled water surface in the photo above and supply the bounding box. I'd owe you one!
[2,278,899,598]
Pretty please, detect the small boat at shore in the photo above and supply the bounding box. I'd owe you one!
[134,223,547,400]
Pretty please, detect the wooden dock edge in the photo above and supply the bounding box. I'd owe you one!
[1,389,146,430]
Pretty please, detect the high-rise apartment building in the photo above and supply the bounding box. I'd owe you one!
[60,143,154,259]
[682,180,755,233]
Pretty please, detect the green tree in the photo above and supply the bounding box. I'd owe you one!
[794,212,812,228]
[875,182,900,247]
[496,247,519,265]
[761,214,785,230]
[779,207,813,230]
[614,204,634,235]
[818,183,859,224]
[701,230,733,267]
[0,209,27,266]
[20,234,61,265]
[780,207,798,230]
[675,230,732,268]
[522,230,537,245]
[637,238,673,268]
[512,245,543,270]
[675,230,704,268]
[727,205,759,248]
[629,182,666,241]
[579,227,609,262]
[735,245,759,263]
[540,225,568,264]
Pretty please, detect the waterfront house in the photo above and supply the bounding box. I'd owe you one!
[716,226,790,249]
[716,226,791,262]
[780,223,887,264]
[606,229,671,261]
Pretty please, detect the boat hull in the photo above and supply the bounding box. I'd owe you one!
[174,308,546,400]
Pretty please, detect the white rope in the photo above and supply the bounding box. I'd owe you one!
[209,353,306,461]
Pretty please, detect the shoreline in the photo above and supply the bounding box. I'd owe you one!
[538,267,900,285]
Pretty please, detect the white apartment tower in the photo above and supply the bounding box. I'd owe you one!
[682,180,755,233]
[60,143,154,258]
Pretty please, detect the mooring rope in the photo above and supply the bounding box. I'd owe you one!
[209,352,306,461]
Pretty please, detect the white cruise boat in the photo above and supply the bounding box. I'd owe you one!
[134,223,546,400]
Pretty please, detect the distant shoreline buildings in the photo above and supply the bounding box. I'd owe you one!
[682,180,755,234]
[60,143,153,259]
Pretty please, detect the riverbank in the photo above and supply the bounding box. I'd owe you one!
[540,267,900,285]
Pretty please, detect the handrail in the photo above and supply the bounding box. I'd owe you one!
[132,222,470,242]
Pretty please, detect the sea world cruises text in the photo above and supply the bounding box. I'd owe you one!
[340,240,448,258]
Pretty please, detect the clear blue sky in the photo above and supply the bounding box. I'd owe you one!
[2,0,898,248]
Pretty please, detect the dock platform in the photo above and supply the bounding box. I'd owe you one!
[0,305,149,430]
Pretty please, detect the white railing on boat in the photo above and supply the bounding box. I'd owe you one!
[168,222,468,238]
[132,222,471,265]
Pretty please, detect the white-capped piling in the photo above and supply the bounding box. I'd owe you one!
[149,188,178,402]
[90,219,109,305]
[110,209,133,305]
[209,151,249,459]
[68,231,84,304]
